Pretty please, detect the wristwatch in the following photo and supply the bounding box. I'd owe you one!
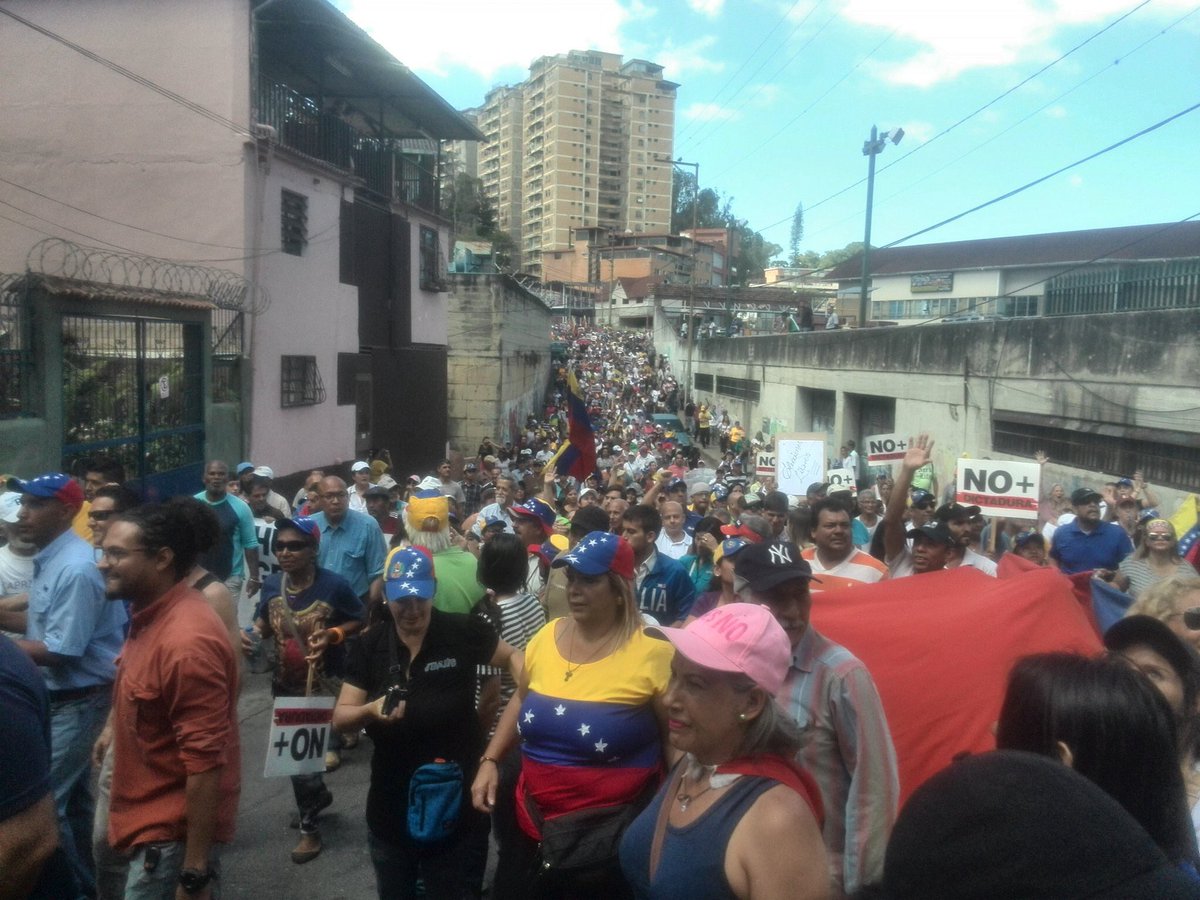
[178,867,213,895]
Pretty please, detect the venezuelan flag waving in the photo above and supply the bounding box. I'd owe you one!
[548,370,598,481]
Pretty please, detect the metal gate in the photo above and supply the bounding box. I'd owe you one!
[61,314,204,500]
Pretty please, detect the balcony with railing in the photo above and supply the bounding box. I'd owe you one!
[257,77,440,216]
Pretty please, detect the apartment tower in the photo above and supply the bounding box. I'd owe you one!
[476,51,677,277]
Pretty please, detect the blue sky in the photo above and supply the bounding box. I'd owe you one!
[337,0,1200,258]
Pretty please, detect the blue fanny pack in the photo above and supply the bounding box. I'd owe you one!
[408,759,463,844]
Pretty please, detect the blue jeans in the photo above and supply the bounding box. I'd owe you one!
[49,689,111,898]
[367,820,487,900]
[123,842,223,900]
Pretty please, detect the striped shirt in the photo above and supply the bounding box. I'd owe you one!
[803,547,890,591]
[777,627,899,897]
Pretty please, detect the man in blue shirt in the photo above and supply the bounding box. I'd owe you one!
[310,476,387,600]
[193,459,261,609]
[6,472,126,897]
[620,504,696,625]
[1050,487,1134,576]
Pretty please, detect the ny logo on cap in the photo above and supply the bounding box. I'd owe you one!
[768,544,793,566]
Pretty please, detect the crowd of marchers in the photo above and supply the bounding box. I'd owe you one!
[2,322,1200,899]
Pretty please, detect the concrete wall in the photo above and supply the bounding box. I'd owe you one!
[691,309,1200,512]
[445,274,554,450]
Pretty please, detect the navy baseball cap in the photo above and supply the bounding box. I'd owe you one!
[734,540,819,592]
[907,522,956,546]
[274,516,321,547]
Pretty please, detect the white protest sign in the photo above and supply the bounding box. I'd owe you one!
[826,467,857,493]
[264,696,336,778]
[773,433,826,497]
[955,459,1041,520]
[866,433,908,466]
[755,451,775,477]
[254,519,283,579]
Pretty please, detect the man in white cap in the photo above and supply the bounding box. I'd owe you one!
[348,461,372,513]
[251,465,292,517]
[0,492,35,639]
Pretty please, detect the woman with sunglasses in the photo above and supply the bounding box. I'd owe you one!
[1119,520,1194,600]
[246,516,365,865]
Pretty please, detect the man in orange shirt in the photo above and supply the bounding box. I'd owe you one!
[95,502,240,899]
[802,498,889,591]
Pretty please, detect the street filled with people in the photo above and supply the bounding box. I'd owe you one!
[4,322,1200,899]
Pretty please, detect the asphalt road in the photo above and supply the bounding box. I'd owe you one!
[222,671,377,898]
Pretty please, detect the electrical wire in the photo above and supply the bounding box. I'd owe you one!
[875,101,1200,252]
[0,6,251,137]
[752,0,1169,237]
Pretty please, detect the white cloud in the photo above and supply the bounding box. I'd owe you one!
[337,0,631,80]
[683,102,741,121]
[651,35,726,77]
[688,0,726,15]
[1068,174,1084,187]
[1045,105,1068,119]
[840,0,1198,87]
[749,83,782,107]
[901,120,935,143]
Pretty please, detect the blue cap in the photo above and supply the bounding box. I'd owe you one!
[551,531,634,579]
[711,485,729,501]
[274,516,321,548]
[236,461,254,475]
[910,489,935,508]
[511,497,556,534]
[384,546,436,601]
[7,473,84,508]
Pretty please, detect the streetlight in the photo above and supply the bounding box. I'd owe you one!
[859,125,903,328]
[656,155,699,400]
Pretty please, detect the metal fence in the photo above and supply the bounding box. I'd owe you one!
[1045,260,1200,317]
[0,274,30,418]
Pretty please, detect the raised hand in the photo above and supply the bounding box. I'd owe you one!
[902,434,934,472]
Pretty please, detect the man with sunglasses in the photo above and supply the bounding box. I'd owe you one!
[246,517,364,863]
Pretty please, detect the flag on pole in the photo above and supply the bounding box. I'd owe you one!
[549,370,598,481]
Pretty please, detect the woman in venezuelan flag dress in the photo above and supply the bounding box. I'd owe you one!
[472,531,672,899]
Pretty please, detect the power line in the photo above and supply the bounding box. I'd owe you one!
[0,6,251,137]
[707,27,899,183]
[0,175,249,250]
[877,100,1200,251]
[794,4,1200,249]
[753,0,1162,238]
[674,0,807,145]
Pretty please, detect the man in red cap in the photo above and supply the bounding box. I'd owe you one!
[6,472,127,896]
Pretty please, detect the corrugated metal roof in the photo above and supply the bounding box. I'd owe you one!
[826,221,1200,280]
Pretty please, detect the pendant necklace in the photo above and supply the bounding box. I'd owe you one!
[563,622,619,681]
[677,769,717,812]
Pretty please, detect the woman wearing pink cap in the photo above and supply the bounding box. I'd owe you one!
[620,604,830,900]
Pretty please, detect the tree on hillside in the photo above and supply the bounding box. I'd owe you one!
[789,202,804,264]
[444,173,496,240]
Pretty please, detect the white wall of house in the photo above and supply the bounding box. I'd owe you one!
[0,0,252,272]
[247,162,358,473]
[408,210,450,345]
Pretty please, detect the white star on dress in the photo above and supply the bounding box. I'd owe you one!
[594,738,608,754]
[554,704,566,716]
[578,723,591,736]
[524,710,535,724]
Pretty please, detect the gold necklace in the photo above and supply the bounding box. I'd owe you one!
[562,621,620,682]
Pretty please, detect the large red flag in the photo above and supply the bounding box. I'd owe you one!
[809,566,1101,805]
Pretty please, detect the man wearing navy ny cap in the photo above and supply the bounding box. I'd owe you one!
[1050,487,1134,576]
[734,539,898,897]
[7,472,127,897]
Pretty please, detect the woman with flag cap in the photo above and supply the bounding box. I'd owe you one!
[471,531,672,899]
[334,545,525,898]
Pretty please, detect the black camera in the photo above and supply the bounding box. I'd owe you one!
[382,684,409,716]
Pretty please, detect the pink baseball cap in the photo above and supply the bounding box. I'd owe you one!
[646,603,791,695]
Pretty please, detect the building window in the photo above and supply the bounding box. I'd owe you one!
[281,190,307,256]
[280,355,326,408]
[715,375,761,402]
[419,226,446,292]
[993,411,1200,491]
[694,373,714,393]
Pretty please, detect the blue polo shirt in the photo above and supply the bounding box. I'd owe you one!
[1050,519,1133,574]
[26,529,126,691]
[310,509,387,598]
[635,550,697,625]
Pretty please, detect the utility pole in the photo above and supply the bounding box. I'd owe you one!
[658,155,700,398]
[859,125,903,328]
